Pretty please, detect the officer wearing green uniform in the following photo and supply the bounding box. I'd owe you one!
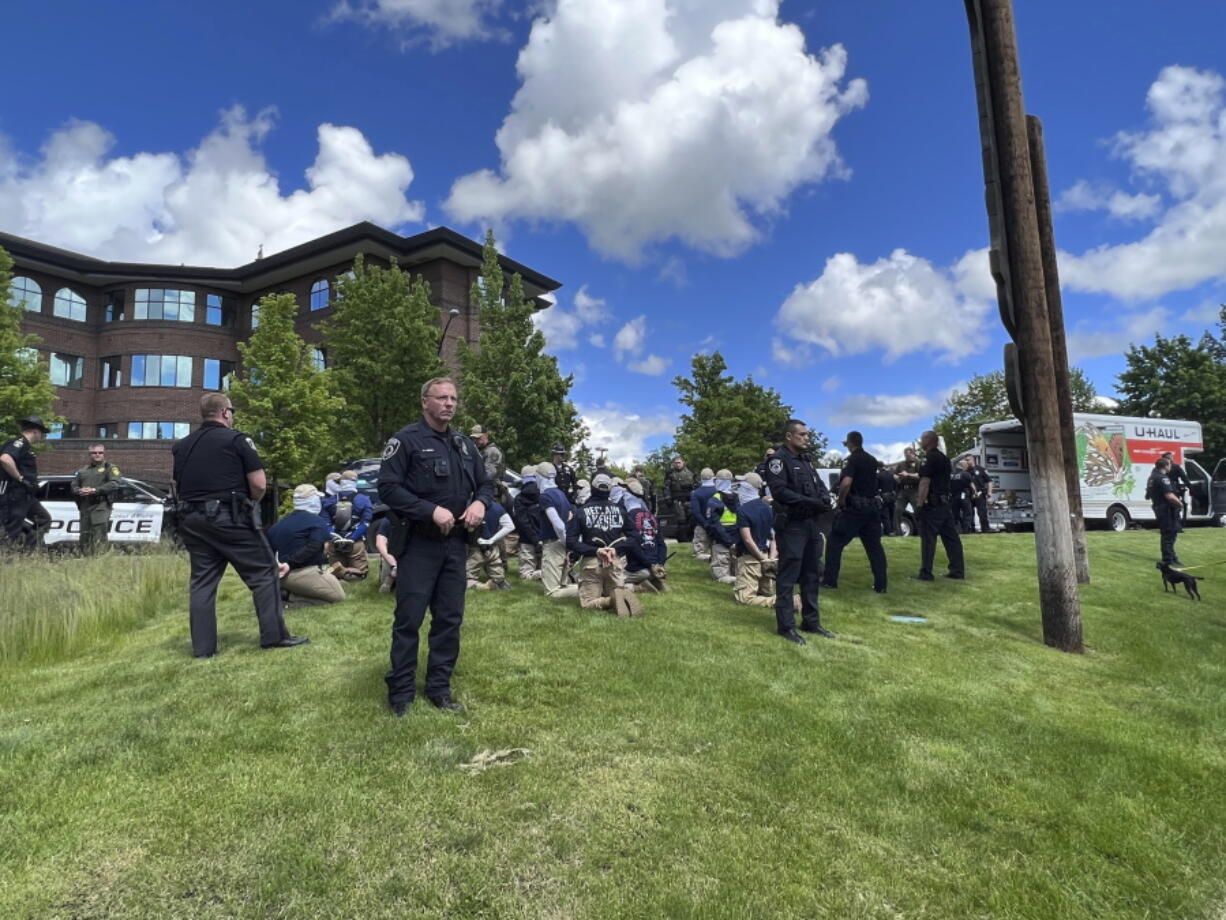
[71,444,121,554]
[893,447,922,534]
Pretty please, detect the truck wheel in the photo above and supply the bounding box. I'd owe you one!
[897,515,914,537]
[1107,506,1130,532]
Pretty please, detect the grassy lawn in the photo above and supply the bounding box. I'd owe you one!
[2,528,1225,919]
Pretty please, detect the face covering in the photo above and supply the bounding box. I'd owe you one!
[325,478,342,497]
[622,492,646,512]
[609,485,626,504]
[734,481,759,504]
[715,477,732,493]
[295,495,322,515]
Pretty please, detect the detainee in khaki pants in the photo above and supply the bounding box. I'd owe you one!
[282,564,346,606]
[577,550,642,616]
[540,538,579,599]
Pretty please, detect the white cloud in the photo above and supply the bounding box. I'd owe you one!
[445,0,867,261]
[329,0,504,47]
[1055,179,1162,221]
[1065,306,1171,361]
[1058,66,1226,300]
[828,390,952,428]
[821,375,841,393]
[588,333,606,348]
[774,248,993,364]
[866,441,916,464]
[533,283,611,351]
[627,354,670,375]
[771,336,813,368]
[613,315,648,360]
[0,107,423,265]
[578,402,678,468]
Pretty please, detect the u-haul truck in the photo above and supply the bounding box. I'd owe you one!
[977,414,1226,532]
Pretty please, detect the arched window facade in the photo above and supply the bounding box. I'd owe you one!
[11,276,42,311]
[310,279,330,311]
[53,288,87,321]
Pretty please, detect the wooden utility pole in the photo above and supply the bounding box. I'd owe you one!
[1027,115,1090,585]
[965,0,1084,651]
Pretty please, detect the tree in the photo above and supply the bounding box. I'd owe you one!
[318,254,447,457]
[933,368,1099,455]
[1116,327,1226,465]
[572,443,596,479]
[457,230,582,468]
[229,293,341,492]
[0,246,58,438]
[671,352,802,474]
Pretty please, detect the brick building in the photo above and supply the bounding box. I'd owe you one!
[2,223,561,482]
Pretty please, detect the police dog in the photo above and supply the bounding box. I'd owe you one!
[1156,562,1202,600]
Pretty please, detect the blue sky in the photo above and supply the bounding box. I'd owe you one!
[3,0,1225,465]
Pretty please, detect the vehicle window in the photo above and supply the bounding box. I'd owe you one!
[115,481,156,504]
[1186,460,1207,485]
[44,480,75,501]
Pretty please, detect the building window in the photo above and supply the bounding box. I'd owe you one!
[251,302,260,329]
[11,276,42,311]
[47,422,81,440]
[311,348,326,371]
[206,293,236,327]
[310,279,330,311]
[203,358,235,391]
[49,352,85,388]
[104,291,125,322]
[127,421,191,439]
[100,355,123,389]
[97,423,121,440]
[131,355,193,387]
[53,288,87,321]
[134,288,197,322]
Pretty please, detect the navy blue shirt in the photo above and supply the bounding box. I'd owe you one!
[481,501,509,540]
[267,510,331,570]
[735,499,774,556]
[920,449,953,499]
[538,487,572,543]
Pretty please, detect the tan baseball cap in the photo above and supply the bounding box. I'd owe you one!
[736,471,763,490]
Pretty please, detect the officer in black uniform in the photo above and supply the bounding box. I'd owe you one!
[172,393,306,658]
[1161,451,1191,523]
[552,445,577,503]
[763,419,835,644]
[822,431,888,593]
[875,461,897,535]
[378,376,494,716]
[914,430,965,581]
[969,457,993,532]
[950,458,976,534]
[1148,457,1184,565]
[0,416,52,549]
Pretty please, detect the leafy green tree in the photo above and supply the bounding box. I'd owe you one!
[230,292,341,492]
[1116,328,1226,465]
[457,230,582,468]
[572,443,596,479]
[933,368,1099,455]
[0,246,59,438]
[671,352,800,474]
[318,254,447,457]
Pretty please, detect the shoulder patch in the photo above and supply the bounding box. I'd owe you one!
[111,466,120,476]
[382,438,401,461]
[768,458,784,474]
[245,437,256,451]
[10,439,21,449]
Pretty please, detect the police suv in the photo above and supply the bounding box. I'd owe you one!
[36,475,176,545]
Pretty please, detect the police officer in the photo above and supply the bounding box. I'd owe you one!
[914,430,966,581]
[763,419,835,644]
[172,393,307,658]
[876,461,897,535]
[378,377,493,716]
[663,456,695,539]
[894,446,922,534]
[1,416,52,549]
[951,458,976,534]
[822,431,887,593]
[1148,457,1184,565]
[1161,451,1190,523]
[551,444,577,502]
[970,456,994,532]
[71,443,121,554]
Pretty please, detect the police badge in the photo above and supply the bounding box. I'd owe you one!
[382,438,401,461]
[768,458,784,475]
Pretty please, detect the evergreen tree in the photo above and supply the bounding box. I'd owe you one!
[572,443,596,479]
[319,254,447,456]
[933,368,1099,455]
[671,352,799,474]
[1116,329,1226,465]
[229,292,341,493]
[457,230,581,468]
[0,246,59,437]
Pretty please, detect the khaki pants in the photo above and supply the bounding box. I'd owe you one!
[517,543,541,579]
[327,539,368,579]
[692,524,711,560]
[466,544,507,588]
[283,565,346,605]
[379,557,396,594]
[578,555,626,610]
[541,540,578,598]
[710,543,736,584]
[733,556,776,607]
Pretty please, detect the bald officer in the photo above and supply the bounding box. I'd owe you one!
[71,444,121,554]
[172,393,307,658]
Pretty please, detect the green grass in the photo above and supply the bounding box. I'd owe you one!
[2,528,1225,919]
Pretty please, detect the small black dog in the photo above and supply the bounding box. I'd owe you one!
[1156,562,1203,601]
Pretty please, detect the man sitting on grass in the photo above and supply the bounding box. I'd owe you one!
[732,472,783,609]
[466,500,514,591]
[619,478,669,594]
[569,473,643,616]
[267,484,346,607]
